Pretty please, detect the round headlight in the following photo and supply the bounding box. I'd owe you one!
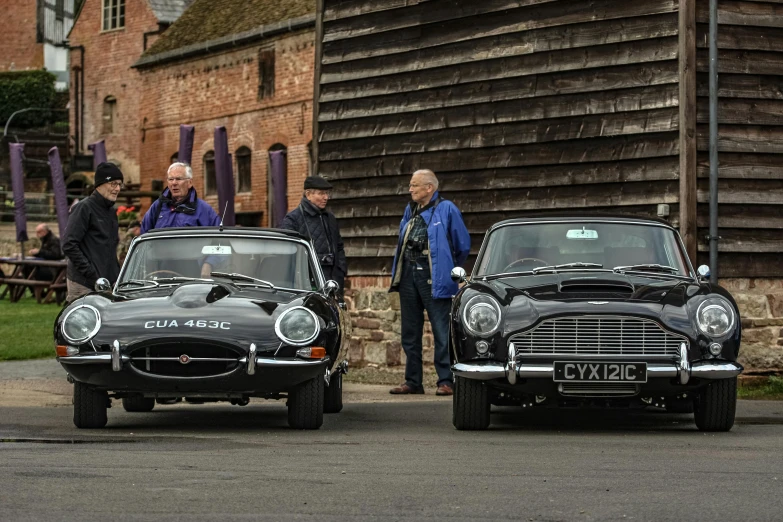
[696,299,735,338]
[62,305,101,343]
[275,306,320,346]
[462,295,501,337]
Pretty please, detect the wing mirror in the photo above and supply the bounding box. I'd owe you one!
[323,280,340,298]
[697,265,710,281]
[95,278,112,292]
[451,266,467,283]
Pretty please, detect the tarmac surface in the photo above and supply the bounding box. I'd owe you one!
[1,359,783,521]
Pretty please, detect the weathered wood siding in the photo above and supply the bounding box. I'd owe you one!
[316,0,684,276]
[695,0,783,277]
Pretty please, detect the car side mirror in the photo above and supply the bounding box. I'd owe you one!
[697,265,710,281]
[451,266,467,283]
[95,278,111,292]
[323,280,340,298]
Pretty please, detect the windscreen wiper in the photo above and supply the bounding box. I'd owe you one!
[532,262,603,274]
[210,272,275,288]
[117,279,160,291]
[612,264,678,274]
[154,276,213,285]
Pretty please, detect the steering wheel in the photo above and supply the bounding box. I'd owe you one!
[147,270,184,279]
[503,258,549,272]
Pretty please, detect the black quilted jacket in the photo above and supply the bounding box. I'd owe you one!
[280,197,347,287]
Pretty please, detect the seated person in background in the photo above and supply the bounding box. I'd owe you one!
[25,223,64,281]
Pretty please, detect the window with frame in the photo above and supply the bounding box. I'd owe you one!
[257,47,275,100]
[203,151,216,196]
[236,146,252,193]
[102,96,116,134]
[102,0,125,31]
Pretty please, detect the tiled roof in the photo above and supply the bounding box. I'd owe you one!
[147,0,194,24]
[143,0,316,57]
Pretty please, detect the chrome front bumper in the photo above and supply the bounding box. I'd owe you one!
[452,343,743,385]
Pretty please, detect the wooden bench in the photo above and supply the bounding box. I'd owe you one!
[0,258,68,304]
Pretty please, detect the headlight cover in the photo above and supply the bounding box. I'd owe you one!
[275,306,320,346]
[696,298,735,338]
[62,305,101,344]
[462,295,502,337]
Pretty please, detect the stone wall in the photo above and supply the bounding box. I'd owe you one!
[344,279,783,373]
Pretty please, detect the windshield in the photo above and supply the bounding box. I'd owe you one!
[475,222,691,277]
[120,235,320,291]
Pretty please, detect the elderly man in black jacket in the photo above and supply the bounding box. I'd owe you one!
[62,163,124,302]
[281,176,347,290]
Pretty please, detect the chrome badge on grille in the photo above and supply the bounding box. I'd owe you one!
[179,354,191,365]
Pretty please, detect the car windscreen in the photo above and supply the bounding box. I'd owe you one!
[121,236,319,290]
[474,222,691,277]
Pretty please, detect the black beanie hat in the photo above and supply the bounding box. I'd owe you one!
[303,176,333,190]
[94,162,124,187]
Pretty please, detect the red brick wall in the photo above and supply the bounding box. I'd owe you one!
[137,30,315,224]
[0,0,44,71]
[68,0,162,183]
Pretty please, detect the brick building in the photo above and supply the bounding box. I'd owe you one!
[68,0,192,182]
[133,0,316,226]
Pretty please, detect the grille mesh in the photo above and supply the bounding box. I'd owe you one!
[510,316,684,357]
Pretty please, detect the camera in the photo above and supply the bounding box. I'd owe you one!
[406,237,428,251]
[319,253,335,267]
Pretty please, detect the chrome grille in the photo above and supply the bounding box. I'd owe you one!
[128,342,242,377]
[558,382,639,397]
[509,316,684,357]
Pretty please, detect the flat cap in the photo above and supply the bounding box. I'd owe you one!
[303,176,333,190]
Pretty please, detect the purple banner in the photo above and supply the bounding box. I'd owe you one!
[178,125,195,165]
[9,143,29,243]
[48,147,70,237]
[88,140,107,170]
[213,126,235,226]
[269,150,288,228]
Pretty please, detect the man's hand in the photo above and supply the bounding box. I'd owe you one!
[200,263,212,278]
[29,248,39,256]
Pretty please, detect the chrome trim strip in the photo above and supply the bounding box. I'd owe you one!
[112,340,122,372]
[57,353,130,365]
[247,343,257,375]
[130,357,237,362]
[678,343,690,384]
[254,356,330,367]
[452,362,506,380]
[691,361,743,379]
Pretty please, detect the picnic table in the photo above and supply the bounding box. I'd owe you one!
[0,258,68,304]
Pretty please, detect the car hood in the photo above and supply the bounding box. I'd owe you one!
[73,282,306,349]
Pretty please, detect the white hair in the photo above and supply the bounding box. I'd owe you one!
[167,162,193,179]
[412,169,439,190]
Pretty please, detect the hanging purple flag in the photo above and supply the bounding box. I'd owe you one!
[9,143,29,243]
[88,140,107,170]
[48,147,70,237]
[269,150,288,228]
[213,126,235,226]
[178,125,195,165]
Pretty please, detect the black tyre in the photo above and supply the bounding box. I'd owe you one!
[324,371,343,414]
[122,396,155,412]
[73,382,108,429]
[694,378,737,432]
[288,376,324,429]
[452,376,490,430]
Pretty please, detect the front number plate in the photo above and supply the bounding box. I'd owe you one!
[553,361,647,383]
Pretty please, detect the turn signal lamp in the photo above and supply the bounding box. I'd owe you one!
[56,345,79,357]
[296,347,326,359]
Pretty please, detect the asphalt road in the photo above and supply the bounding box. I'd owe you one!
[2,394,783,521]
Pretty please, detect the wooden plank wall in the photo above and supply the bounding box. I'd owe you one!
[317,0,684,276]
[695,0,783,277]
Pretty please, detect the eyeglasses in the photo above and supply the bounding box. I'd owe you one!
[167,177,191,183]
[409,183,431,188]
[108,181,124,189]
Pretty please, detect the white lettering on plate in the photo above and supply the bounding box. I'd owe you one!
[143,320,230,330]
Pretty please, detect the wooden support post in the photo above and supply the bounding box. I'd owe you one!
[312,0,324,177]
[679,0,698,264]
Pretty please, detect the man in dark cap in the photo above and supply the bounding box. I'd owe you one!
[281,176,347,289]
[62,162,124,302]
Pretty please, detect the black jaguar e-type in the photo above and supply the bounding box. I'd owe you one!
[450,217,742,432]
[54,227,348,430]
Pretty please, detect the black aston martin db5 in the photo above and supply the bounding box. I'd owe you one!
[450,217,742,432]
[54,227,348,430]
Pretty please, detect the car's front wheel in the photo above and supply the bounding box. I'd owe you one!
[122,396,155,412]
[324,371,343,414]
[694,377,737,432]
[453,376,490,430]
[73,382,108,429]
[288,376,324,429]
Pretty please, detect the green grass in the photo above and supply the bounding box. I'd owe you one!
[0,295,61,361]
[738,376,783,400]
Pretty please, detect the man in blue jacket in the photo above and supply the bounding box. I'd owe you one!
[389,169,471,396]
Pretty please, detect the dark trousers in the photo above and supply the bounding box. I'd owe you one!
[399,258,453,389]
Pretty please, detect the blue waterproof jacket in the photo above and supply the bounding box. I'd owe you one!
[141,187,220,233]
[389,191,471,299]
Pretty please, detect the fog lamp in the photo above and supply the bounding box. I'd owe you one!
[475,340,490,354]
[708,342,722,356]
